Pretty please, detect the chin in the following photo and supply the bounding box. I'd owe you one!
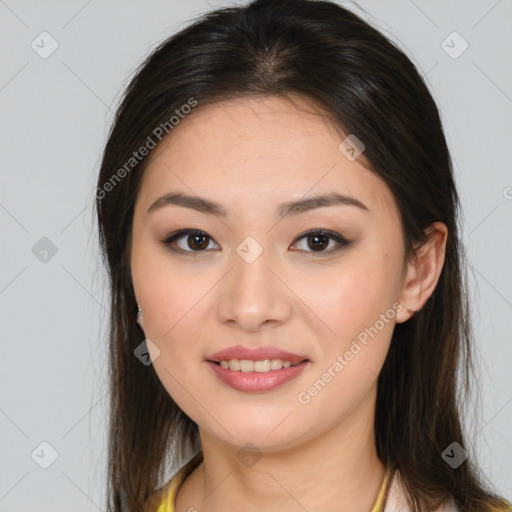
[204,420,305,453]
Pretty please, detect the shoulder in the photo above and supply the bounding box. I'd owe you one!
[384,470,511,512]
[385,469,456,512]
[144,475,180,512]
[490,500,512,512]
[144,452,203,512]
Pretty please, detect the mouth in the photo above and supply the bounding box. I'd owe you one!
[206,358,311,393]
[205,345,311,392]
[207,358,310,372]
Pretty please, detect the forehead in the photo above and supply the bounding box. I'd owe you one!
[138,95,399,221]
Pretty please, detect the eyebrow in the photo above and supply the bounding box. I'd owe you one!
[146,191,370,218]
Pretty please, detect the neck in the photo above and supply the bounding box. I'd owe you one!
[176,383,385,512]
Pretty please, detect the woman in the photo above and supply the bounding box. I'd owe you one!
[94,0,512,511]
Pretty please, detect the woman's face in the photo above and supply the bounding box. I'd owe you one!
[130,94,411,451]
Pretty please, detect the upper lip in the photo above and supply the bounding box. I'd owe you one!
[206,345,310,364]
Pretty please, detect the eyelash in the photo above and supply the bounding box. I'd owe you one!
[160,229,351,256]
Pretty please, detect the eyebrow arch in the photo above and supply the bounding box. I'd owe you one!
[146,191,370,218]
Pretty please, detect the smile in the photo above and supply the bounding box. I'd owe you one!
[215,358,306,372]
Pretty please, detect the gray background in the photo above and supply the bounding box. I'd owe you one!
[1,0,511,510]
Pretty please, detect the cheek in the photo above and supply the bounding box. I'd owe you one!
[147,297,211,418]
[294,252,401,397]
[133,245,210,337]
[131,248,211,399]
[303,256,399,340]
[291,259,398,426]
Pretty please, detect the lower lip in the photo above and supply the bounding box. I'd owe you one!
[206,360,310,393]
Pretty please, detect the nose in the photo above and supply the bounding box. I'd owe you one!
[216,242,292,332]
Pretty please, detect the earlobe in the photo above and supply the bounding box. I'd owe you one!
[395,222,448,324]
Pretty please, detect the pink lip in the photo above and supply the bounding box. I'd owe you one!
[206,345,310,364]
[206,360,310,393]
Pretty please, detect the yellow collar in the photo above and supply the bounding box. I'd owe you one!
[147,461,394,512]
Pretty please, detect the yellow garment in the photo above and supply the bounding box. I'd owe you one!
[145,457,512,512]
[146,462,393,512]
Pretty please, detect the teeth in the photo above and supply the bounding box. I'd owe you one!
[218,359,301,372]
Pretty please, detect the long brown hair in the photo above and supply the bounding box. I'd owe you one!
[94,0,510,510]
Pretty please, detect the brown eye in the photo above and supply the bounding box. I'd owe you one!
[186,232,210,250]
[306,233,329,251]
[290,230,350,255]
[162,230,219,253]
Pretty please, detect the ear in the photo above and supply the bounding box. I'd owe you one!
[395,222,448,324]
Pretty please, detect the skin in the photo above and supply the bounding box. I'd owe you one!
[130,94,448,512]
